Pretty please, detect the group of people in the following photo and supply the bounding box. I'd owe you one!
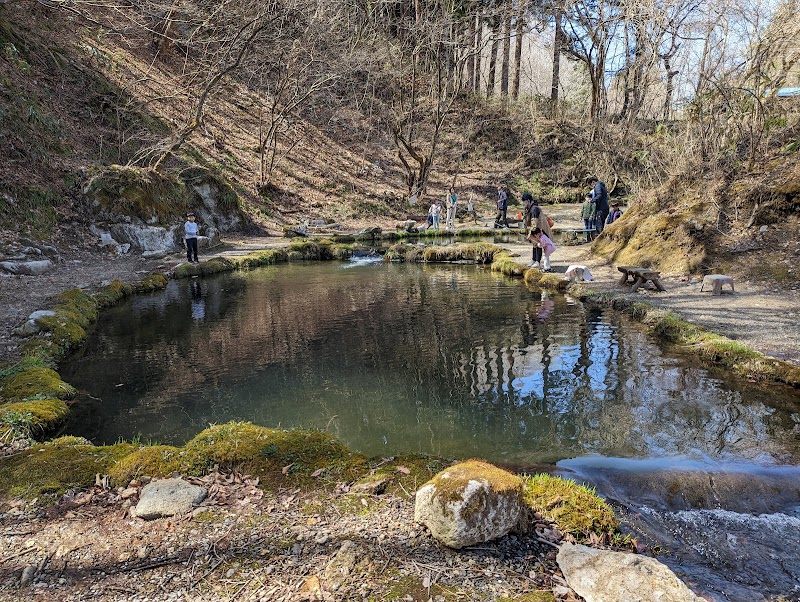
[580,176,622,240]
[427,176,622,273]
[427,188,476,231]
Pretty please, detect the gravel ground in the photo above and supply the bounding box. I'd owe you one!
[0,471,575,602]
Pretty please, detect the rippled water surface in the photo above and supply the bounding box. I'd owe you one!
[63,261,800,465]
[61,261,800,600]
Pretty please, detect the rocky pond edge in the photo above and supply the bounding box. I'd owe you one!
[1,238,798,472]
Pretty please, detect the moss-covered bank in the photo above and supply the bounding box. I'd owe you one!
[0,421,618,547]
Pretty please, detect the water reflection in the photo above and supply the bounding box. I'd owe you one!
[61,263,800,466]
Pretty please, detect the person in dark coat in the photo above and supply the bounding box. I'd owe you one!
[606,201,623,225]
[588,176,609,234]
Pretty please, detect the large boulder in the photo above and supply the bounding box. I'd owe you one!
[414,460,526,549]
[557,543,702,602]
[180,167,242,233]
[133,478,207,520]
[108,223,182,254]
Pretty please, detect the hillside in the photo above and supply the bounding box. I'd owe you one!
[1,3,799,280]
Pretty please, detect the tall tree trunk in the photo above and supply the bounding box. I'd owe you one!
[486,17,500,97]
[550,5,563,108]
[500,7,512,98]
[474,10,483,93]
[466,10,476,91]
[662,55,677,120]
[512,1,525,99]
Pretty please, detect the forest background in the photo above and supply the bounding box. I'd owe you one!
[0,0,799,277]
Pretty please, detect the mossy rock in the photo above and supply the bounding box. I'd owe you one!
[108,444,181,486]
[414,460,526,548]
[93,280,134,309]
[0,437,135,498]
[422,243,501,264]
[522,474,618,538]
[85,165,188,223]
[133,273,168,293]
[0,398,69,440]
[0,365,75,400]
[182,422,366,479]
[491,252,526,277]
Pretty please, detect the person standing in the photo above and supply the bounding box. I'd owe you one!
[429,201,441,231]
[494,185,508,228]
[184,211,199,264]
[521,191,534,231]
[580,193,596,241]
[446,188,458,231]
[588,176,609,234]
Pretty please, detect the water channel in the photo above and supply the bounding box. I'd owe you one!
[60,260,800,601]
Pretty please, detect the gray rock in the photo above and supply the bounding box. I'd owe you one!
[355,227,382,240]
[20,565,36,586]
[14,321,42,337]
[14,310,57,337]
[414,460,526,549]
[0,260,54,276]
[557,543,701,602]
[29,310,57,322]
[323,540,360,591]
[108,223,181,254]
[350,476,390,495]
[133,478,207,520]
[283,225,308,238]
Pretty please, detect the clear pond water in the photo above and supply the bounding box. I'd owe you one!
[60,260,800,601]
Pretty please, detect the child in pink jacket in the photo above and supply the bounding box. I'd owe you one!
[528,227,556,272]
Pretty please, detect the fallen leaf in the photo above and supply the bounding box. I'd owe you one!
[311,468,325,478]
[360,498,369,507]
[396,466,411,475]
[281,463,294,475]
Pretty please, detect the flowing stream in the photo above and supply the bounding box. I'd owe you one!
[60,261,800,600]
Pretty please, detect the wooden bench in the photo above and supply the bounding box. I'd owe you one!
[618,266,666,292]
[701,274,734,295]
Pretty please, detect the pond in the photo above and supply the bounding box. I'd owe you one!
[60,260,800,600]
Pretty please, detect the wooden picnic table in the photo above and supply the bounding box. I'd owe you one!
[617,266,666,292]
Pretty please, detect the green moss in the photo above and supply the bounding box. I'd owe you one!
[181,422,366,479]
[173,250,289,279]
[108,444,181,486]
[522,474,618,538]
[0,437,135,498]
[421,243,501,263]
[0,365,75,400]
[491,252,526,277]
[85,165,188,222]
[421,460,524,516]
[93,280,134,309]
[133,273,168,293]
[0,398,69,440]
